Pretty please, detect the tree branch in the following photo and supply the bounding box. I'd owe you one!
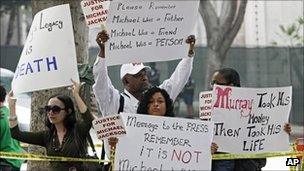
[219,0,237,39]
[199,0,219,46]
[223,0,248,48]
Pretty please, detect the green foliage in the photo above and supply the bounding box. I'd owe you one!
[275,16,304,46]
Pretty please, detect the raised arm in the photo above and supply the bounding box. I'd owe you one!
[8,91,46,146]
[160,35,196,101]
[93,31,121,116]
[70,80,94,131]
[70,79,87,113]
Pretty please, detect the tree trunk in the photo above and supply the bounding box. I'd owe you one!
[199,0,247,89]
[204,47,225,89]
[5,6,17,45]
[28,0,88,170]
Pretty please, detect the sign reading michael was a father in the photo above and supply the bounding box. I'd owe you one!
[105,0,199,66]
[211,85,292,154]
[115,113,214,171]
[12,4,79,94]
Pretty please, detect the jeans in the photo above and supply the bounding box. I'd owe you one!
[212,160,235,171]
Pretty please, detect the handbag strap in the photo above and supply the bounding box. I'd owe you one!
[100,94,124,162]
[87,132,98,158]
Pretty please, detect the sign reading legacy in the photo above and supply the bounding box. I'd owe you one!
[12,4,79,94]
[105,0,200,66]
[211,85,292,154]
[114,113,214,171]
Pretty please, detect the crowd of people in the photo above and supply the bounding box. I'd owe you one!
[0,30,293,171]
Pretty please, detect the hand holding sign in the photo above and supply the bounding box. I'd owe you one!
[186,35,196,57]
[96,30,109,47]
[7,91,17,109]
[69,79,85,95]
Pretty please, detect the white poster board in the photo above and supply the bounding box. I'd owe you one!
[114,113,214,171]
[211,85,292,154]
[93,114,126,140]
[199,91,212,120]
[105,0,199,66]
[81,0,110,28]
[12,4,79,94]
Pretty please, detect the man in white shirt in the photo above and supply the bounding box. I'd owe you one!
[92,30,195,163]
[93,30,196,116]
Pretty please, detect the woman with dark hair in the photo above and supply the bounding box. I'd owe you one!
[137,86,174,117]
[8,80,94,171]
[210,68,291,171]
[137,86,218,155]
[210,67,241,89]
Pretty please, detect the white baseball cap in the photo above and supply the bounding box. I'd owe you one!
[120,63,151,79]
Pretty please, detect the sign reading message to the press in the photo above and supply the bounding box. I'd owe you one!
[114,113,214,171]
[211,85,292,154]
[12,4,79,94]
[105,0,199,66]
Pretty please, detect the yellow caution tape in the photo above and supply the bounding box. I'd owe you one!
[1,151,303,162]
[212,151,303,160]
[0,152,109,163]
[20,143,103,148]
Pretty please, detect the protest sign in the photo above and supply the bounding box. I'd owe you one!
[114,113,214,170]
[105,0,199,66]
[199,91,212,120]
[211,85,292,154]
[81,0,111,28]
[92,114,126,140]
[12,4,79,94]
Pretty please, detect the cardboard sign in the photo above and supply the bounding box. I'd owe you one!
[211,85,292,154]
[199,91,212,120]
[12,4,79,94]
[114,113,214,170]
[93,114,126,140]
[81,0,111,28]
[105,0,200,66]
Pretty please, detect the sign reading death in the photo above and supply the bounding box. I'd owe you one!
[12,4,79,94]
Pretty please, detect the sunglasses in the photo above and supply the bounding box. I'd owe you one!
[44,105,66,114]
[210,80,230,87]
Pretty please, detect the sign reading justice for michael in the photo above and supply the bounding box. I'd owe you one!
[93,114,126,140]
[105,0,199,66]
[211,85,292,154]
[114,113,214,171]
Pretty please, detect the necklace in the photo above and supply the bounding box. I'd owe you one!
[52,131,67,152]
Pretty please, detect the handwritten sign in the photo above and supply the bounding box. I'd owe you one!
[93,114,126,140]
[12,4,79,94]
[105,0,199,66]
[211,85,292,154]
[81,0,111,28]
[199,91,212,120]
[114,113,214,170]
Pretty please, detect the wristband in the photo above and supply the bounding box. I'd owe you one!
[9,115,17,121]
